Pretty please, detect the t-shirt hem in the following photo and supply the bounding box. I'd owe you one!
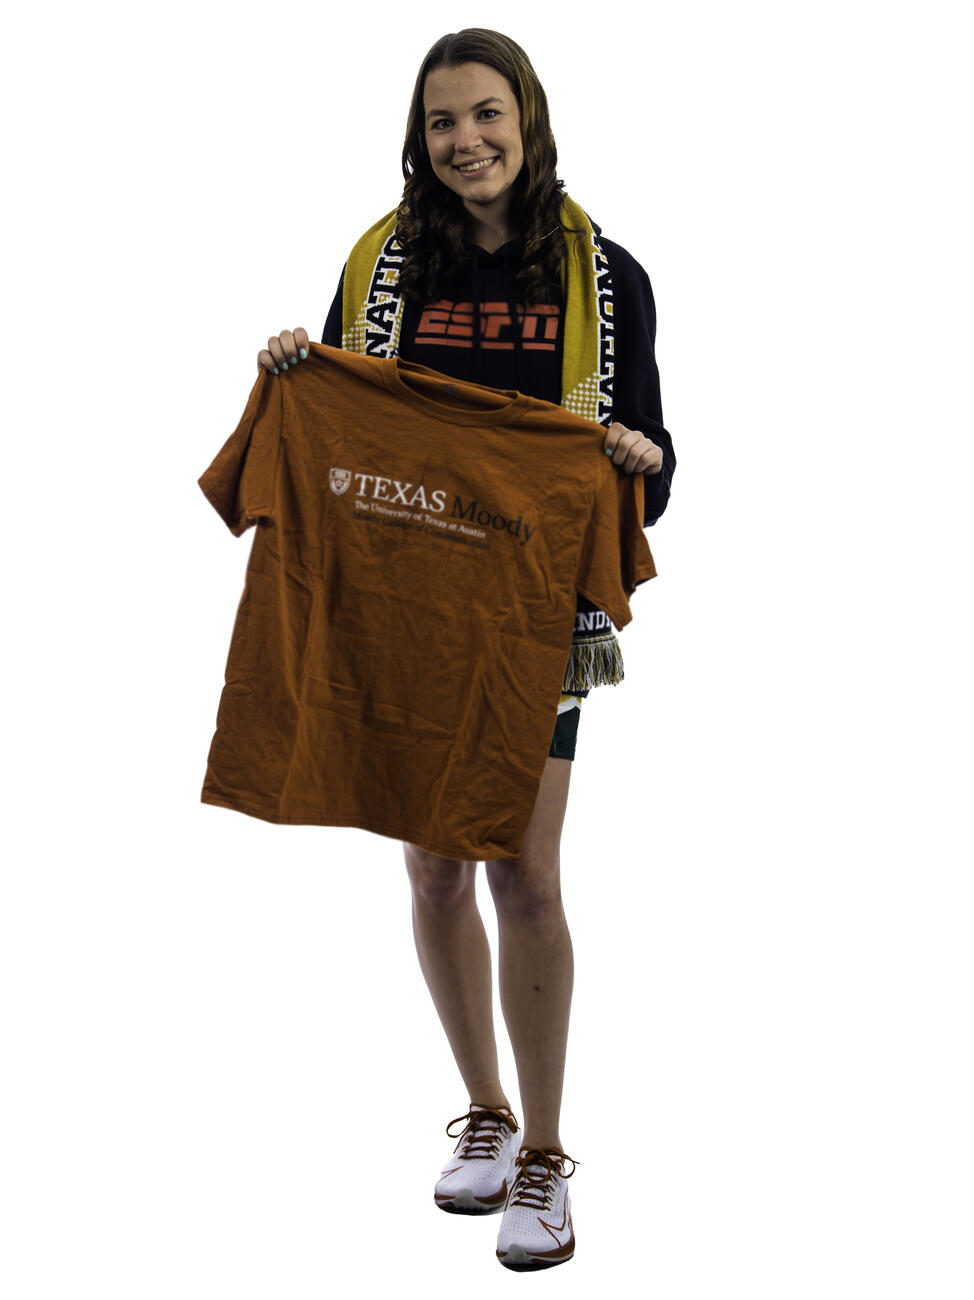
[200,790,519,862]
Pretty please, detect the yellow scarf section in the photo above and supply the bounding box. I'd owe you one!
[338,195,624,692]
[340,194,609,424]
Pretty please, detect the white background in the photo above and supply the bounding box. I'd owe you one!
[3,1,971,1295]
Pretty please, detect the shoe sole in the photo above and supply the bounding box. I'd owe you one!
[497,1240,575,1270]
[436,1199,506,1215]
[435,1185,508,1215]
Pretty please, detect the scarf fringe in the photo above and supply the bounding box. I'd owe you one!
[563,631,625,691]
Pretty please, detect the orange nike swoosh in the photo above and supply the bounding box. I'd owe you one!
[537,1202,571,1246]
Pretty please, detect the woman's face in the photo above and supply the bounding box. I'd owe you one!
[423,62,525,224]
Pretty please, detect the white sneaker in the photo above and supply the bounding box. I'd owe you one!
[496,1146,578,1270]
[434,1103,521,1215]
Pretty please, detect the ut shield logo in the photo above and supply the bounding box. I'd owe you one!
[329,468,351,496]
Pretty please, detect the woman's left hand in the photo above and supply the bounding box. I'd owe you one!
[602,422,663,475]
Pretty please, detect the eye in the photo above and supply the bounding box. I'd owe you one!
[480,109,499,119]
[430,117,452,131]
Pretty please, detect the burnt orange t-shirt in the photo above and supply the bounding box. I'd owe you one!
[198,344,656,860]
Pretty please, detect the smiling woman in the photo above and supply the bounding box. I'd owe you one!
[421,63,526,251]
[395,28,565,309]
[252,24,676,1275]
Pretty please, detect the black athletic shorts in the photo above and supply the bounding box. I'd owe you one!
[548,692,585,761]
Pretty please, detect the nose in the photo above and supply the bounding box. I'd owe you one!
[455,119,484,153]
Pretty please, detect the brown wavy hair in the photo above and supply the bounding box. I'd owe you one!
[396,29,575,307]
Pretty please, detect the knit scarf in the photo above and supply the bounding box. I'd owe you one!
[339,194,624,693]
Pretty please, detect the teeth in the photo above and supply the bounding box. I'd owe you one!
[458,157,497,172]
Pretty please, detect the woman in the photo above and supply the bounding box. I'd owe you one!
[257,28,675,1271]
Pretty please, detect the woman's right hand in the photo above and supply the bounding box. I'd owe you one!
[258,327,311,374]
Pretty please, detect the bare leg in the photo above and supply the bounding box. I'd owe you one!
[485,756,574,1152]
[403,848,512,1111]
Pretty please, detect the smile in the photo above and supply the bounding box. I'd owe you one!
[455,156,499,174]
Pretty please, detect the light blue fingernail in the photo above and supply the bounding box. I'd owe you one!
[604,447,613,456]
[281,361,289,370]
[299,347,307,359]
[273,366,279,375]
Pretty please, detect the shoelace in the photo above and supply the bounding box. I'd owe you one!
[508,1147,579,1210]
[445,1104,519,1161]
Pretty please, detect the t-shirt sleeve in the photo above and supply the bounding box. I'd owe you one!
[575,466,658,630]
[197,368,284,537]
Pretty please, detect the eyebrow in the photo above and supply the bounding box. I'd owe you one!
[426,97,503,119]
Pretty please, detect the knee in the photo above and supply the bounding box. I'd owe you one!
[485,854,563,927]
[403,843,477,910]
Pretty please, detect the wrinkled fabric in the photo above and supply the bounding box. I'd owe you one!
[197,344,656,860]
